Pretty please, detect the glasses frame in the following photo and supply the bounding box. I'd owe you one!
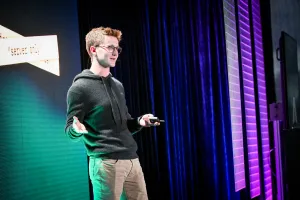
[95,45,122,54]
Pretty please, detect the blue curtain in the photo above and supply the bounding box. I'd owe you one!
[78,0,243,199]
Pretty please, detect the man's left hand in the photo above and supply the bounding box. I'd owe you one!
[139,114,160,127]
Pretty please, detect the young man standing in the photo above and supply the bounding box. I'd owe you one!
[65,27,159,200]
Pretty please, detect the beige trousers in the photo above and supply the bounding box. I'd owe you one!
[89,157,148,200]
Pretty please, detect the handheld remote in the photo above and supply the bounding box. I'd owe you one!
[149,117,165,123]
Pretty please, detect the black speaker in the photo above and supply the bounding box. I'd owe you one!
[279,31,300,130]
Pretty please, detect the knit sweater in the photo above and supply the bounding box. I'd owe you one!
[64,69,143,159]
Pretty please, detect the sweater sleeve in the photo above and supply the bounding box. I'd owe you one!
[64,89,86,140]
[126,111,143,135]
[119,86,143,135]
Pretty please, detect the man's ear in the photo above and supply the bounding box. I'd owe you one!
[90,46,97,55]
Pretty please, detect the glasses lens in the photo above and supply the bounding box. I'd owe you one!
[117,47,122,54]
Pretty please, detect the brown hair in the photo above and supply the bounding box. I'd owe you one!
[85,26,122,57]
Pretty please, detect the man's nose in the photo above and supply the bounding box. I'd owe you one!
[112,48,118,56]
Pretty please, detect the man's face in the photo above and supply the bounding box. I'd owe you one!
[94,35,120,68]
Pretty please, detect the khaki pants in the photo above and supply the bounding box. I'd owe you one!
[89,157,148,200]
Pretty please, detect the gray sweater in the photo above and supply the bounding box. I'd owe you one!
[64,69,143,159]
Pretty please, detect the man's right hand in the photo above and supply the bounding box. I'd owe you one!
[72,116,88,134]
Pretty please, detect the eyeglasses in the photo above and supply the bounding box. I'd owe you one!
[95,45,122,54]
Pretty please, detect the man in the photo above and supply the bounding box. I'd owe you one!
[64,27,159,200]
